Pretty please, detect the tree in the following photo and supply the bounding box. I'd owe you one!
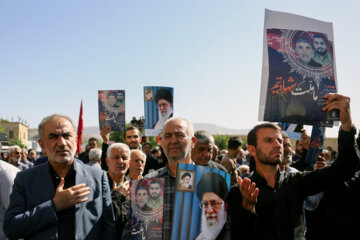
[0,124,4,132]
[214,134,231,151]
[9,137,26,149]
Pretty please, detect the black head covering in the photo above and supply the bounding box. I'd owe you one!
[196,172,228,200]
[155,88,173,103]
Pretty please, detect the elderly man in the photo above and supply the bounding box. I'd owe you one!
[28,149,38,163]
[106,142,131,239]
[295,38,321,67]
[20,148,34,168]
[192,130,227,172]
[228,93,359,240]
[87,148,102,169]
[122,117,197,239]
[4,114,116,240]
[100,125,142,170]
[7,145,28,170]
[153,88,173,130]
[0,161,19,239]
[196,172,229,240]
[128,149,146,180]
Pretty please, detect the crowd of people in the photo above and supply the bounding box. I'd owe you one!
[0,93,359,240]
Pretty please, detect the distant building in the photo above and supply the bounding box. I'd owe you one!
[0,121,29,146]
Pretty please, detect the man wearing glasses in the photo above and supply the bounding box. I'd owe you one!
[196,172,229,240]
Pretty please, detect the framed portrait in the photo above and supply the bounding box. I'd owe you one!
[176,170,195,192]
[144,89,154,101]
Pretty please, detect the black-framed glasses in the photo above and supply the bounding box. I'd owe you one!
[199,200,223,209]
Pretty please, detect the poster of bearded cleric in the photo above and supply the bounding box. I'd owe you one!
[259,9,339,126]
[128,178,164,240]
[144,86,174,136]
[98,90,125,131]
[171,164,230,240]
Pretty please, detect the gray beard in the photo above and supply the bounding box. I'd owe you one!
[199,204,226,240]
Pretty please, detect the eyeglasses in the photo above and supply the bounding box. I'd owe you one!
[199,200,224,210]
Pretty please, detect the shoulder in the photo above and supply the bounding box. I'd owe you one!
[208,160,228,172]
[144,167,165,178]
[75,159,106,177]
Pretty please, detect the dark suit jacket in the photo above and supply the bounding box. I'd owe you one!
[4,159,117,240]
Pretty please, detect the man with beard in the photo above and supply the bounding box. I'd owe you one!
[106,143,132,239]
[180,172,193,189]
[4,114,116,239]
[295,38,321,67]
[122,117,197,239]
[153,88,173,130]
[7,145,28,170]
[228,93,359,240]
[100,125,142,171]
[196,172,228,240]
[128,150,146,180]
[147,180,163,210]
[192,130,228,172]
[312,34,332,67]
[135,182,152,211]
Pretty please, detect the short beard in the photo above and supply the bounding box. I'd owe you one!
[200,204,226,240]
[256,148,282,166]
[316,49,327,56]
[167,141,192,162]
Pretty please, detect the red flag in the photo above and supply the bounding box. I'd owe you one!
[77,100,84,154]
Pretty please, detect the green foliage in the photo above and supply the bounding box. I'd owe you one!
[0,124,4,132]
[147,136,160,148]
[214,134,231,151]
[109,130,125,143]
[9,138,26,149]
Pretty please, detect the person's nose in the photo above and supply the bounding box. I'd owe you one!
[57,136,67,147]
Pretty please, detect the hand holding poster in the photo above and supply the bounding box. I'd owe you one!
[259,9,339,125]
[171,164,230,240]
[98,90,126,131]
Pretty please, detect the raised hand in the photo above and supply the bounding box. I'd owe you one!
[237,176,259,213]
[101,125,111,144]
[322,93,352,131]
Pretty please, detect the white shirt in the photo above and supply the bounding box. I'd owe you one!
[0,161,20,239]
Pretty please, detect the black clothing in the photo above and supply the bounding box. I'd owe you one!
[207,160,228,172]
[49,162,76,240]
[111,191,129,239]
[228,128,359,240]
[101,143,109,171]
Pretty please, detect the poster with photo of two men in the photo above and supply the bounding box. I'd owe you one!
[259,9,339,164]
[98,90,126,131]
[259,9,339,127]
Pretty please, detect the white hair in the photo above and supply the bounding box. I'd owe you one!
[107,143,130,157]
[89,148,102,163]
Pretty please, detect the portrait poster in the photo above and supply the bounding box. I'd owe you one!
[144,86,174,136]
[129,178,164,240]
[98,90,125,131]
[259,9,339,126]
[305,125,326,164]
[171,164,230,240]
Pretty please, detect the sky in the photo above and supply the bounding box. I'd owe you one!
[1,0,359,138]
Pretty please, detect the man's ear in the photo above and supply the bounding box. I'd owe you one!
[248,145,256,158]
[38,139,46,154]
[106,157,109,167]
[191,136,197,149]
